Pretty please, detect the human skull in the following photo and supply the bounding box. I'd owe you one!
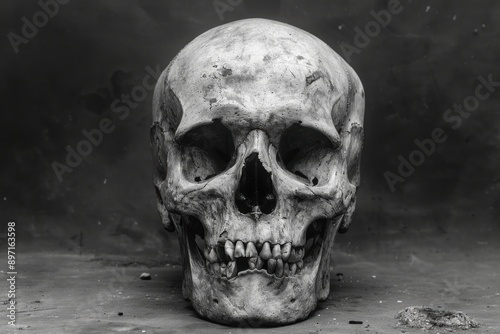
[151,18,364,325]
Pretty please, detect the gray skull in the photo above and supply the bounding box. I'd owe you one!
[151,18,364,325]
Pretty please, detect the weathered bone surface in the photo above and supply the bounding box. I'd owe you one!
[151,18,364,326]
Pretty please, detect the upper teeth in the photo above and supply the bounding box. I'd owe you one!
[234,240,245,258]
[224,240,234,260]
[204,240,307,279]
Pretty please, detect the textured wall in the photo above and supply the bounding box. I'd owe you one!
[1,0,499,258]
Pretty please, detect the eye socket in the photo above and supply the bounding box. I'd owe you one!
[179,120,235,182]
[278,124,338,186]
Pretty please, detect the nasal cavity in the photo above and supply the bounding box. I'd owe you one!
[235,153,276,215]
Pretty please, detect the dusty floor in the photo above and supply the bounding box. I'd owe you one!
[2,246,499,334]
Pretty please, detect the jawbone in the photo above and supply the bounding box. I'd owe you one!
[179,216,342,326]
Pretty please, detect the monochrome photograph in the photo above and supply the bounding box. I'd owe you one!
[1,1,499,333]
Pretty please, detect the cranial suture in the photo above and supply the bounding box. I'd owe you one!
[151,18,365,325]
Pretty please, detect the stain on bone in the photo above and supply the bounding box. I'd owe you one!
[163,88,183,132]
[305,71,323,86]
[150,123,167,181]
[220,67,233,77]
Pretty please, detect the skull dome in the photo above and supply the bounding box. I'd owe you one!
[151,18,364,325]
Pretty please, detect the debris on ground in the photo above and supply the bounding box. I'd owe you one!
[396,306,479,330]
[139,273,151,280]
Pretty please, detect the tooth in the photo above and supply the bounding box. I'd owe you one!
[290,263,297,275]
[245,242,257,257]
[256,243,263,253]
[212,262,220,274]
[283,263,290,277]
[288,248,299,262]
[256,256,264,270]
[267,259,276,274]
[224,240,235,260]
[272,244,281,259]
[288,247,304,262]
[275,259,284,277]
[281,243,292,261]
[296,247,304,260]
[248,257,257,270]
[246,242,258,269]
[234,240,245,258]
[260,242,272,260]
[226,261,237,279]
[297,260,303,271]
[206,248,218,263]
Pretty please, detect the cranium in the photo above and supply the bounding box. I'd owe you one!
[151,18,364,325]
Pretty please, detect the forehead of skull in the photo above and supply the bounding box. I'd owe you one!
[165,19,351,139]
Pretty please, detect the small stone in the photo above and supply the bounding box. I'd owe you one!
[140,273,151,280]
[118,312,123,316]
[349,320,363,324]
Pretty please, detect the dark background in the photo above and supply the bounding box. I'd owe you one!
[1,0,499,261]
